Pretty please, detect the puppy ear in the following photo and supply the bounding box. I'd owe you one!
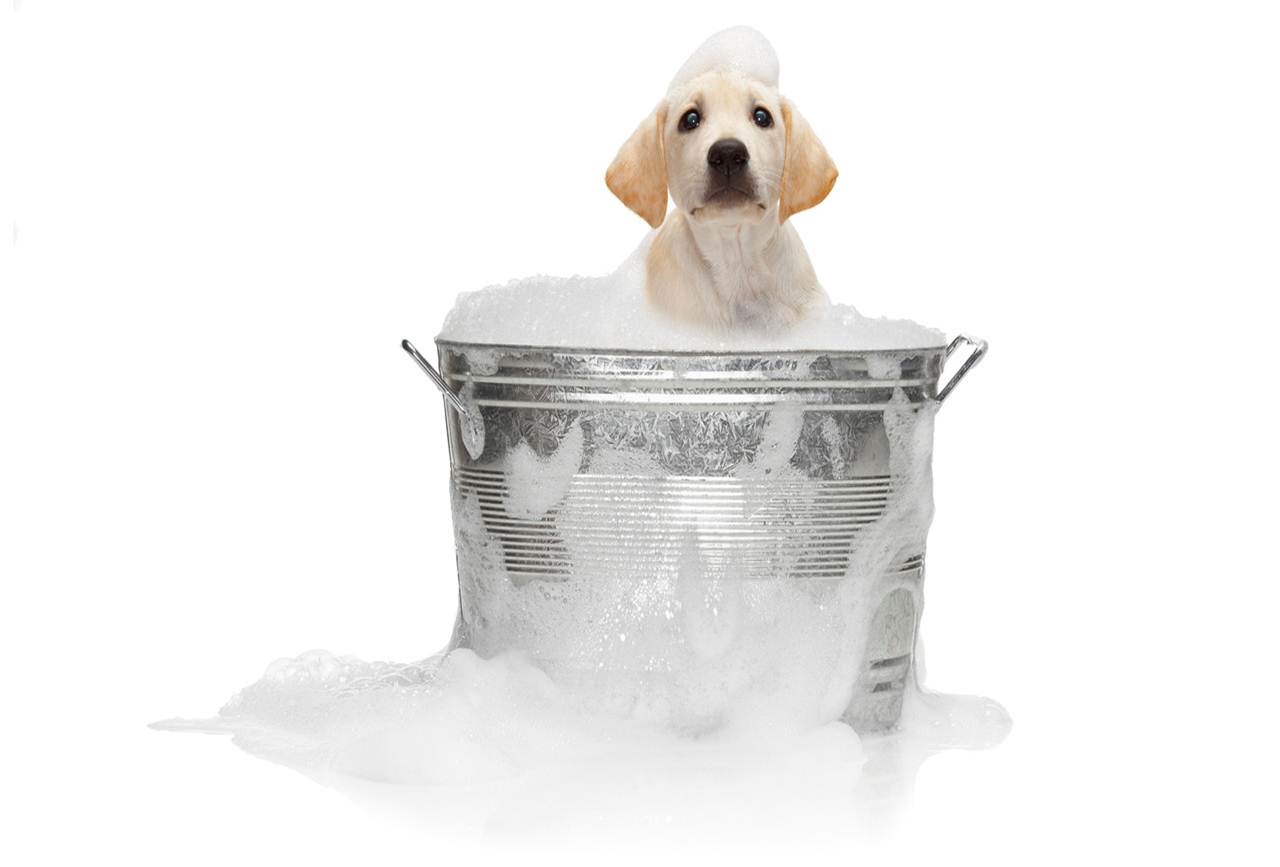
[606,104,668,228]
[778,99,838,222]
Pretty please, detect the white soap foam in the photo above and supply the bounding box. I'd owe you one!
[669,26,780,93]
[439,235,946,352]
[503,422,584,520]
[153,646,1007,838]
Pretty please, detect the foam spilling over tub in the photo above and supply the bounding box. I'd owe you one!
[155,248,1009,818]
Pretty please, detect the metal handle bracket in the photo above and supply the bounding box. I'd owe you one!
[402,338,469,416]
[937,334,989,404]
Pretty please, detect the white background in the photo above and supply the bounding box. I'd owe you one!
[3,1,1278,863]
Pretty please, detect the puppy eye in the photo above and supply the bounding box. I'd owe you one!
[679,109,701,132]
[753,107,773,128]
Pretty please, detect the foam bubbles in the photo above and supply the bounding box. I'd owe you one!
[153,647,1007,798]
[668,26,780,93]
[503,422,584,519]
[439,236,946,352]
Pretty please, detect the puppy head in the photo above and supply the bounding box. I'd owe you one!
[606,71,837,228]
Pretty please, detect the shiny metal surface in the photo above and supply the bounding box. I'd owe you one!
[938,334,988,403]
[406,337,984,732]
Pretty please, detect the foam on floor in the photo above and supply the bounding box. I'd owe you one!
[152,647,1007,801]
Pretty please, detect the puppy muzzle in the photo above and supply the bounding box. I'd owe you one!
[703,138,757,205]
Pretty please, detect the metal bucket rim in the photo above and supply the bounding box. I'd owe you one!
[434,337,951,358]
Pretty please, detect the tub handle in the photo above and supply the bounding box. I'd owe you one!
[936,334,988,404]
[401,338,469,417]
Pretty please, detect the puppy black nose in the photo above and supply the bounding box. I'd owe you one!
[707,138,749,176]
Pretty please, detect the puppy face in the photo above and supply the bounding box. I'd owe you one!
[663,71,784,226]
[607,72,837,229]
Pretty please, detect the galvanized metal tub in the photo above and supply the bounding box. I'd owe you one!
[404,335,986,732]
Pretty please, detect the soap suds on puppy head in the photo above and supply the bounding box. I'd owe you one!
[669,26,780,93]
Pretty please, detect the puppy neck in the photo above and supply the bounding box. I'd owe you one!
[685,209,784,309]
[646,208,820,329]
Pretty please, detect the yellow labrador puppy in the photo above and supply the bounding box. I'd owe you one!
[607,30,837,330]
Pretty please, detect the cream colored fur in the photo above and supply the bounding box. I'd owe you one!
[607,70,837,330]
